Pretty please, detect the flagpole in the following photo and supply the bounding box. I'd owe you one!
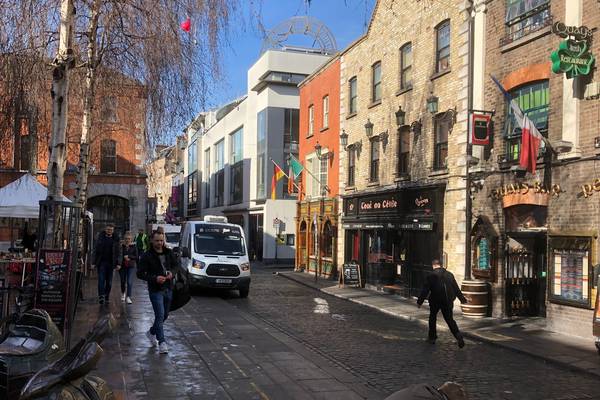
[289,154,330,193]
[270,158,301,192]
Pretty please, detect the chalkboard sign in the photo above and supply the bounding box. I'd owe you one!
[34,249,72,333]
[340,262,361,287]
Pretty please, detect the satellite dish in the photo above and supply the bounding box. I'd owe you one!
[261,16,337,55]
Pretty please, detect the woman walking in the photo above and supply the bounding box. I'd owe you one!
[119,231,139,304]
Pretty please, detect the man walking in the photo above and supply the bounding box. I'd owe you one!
[92,224,121,304]
[417,259,468,348]
[137,230,180,354]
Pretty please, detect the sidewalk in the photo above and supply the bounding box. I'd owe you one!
[278,270,600,378]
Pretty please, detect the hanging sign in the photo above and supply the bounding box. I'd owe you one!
[471,114,491,146]
[551,22,595,79]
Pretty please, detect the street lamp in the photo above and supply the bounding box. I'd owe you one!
[395,106,406,127]
[340,129,348,148]
[314,142,322,159]
[364,119,374,137]
[426,94,439,114]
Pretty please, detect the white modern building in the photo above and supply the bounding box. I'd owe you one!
[183,48,331,263]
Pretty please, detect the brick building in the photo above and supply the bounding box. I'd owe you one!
[296,56,340,277]
[468,0,600,338]
[338,0,471,294]
[0,79,147,240]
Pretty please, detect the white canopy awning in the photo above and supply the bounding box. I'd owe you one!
[0,174,71,219]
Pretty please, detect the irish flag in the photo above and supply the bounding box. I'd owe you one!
[271,163,286,199]
[491,76,543,174]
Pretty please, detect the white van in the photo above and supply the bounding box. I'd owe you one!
[151,223,181,249]
[178,216,250,298]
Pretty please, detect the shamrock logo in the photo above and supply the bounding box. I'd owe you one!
[551,39,595,79]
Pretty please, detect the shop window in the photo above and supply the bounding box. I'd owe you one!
[322,221,334,259]
[399,42,412,90]
[298,221,307,268]
[348,77,357,115]
[322,96,329,129]
[549,236,592,308]
[504,81,548,162]
[309,221,317,257]
[435,20,450,73]
[369,138,379,182]
[371,62,382,103]
[471,216,498,282]
[347,146,356,186]
[100,139,116,173]
[187,171,198,211]
[397,126,410,176]
[434,115,450,170]
[503,0,550,46]
[308,105,314,137]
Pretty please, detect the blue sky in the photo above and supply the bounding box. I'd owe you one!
[207,0,376,108]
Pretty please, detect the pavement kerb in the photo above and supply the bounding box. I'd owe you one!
[276,271,600,380]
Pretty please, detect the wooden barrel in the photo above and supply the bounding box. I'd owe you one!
[460,280,489,318]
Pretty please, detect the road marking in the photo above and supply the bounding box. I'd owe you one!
[222,351,248,378]
[250,382,271,400]
[313,297,330,314]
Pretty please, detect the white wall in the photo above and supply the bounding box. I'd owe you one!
[263,199,296,261]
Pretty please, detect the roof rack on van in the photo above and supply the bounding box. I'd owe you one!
[203,215,228,223]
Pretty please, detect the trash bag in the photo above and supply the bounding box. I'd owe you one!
[170,269,190,312]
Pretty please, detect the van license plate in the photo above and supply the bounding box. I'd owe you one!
[215,278,232,284]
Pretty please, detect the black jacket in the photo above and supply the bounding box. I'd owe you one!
[137,246,181,292]
[121,244,139,268]
[417,268,467,307]
[93,231,121,267]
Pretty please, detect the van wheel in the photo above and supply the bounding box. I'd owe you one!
[239,288,249,298]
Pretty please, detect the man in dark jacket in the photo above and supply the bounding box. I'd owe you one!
[417,259,468,348]
[92,224,121,304]
[137,230,180,354]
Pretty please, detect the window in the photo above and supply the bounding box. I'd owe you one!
[347,147,356,186]
[397,126,410,175]
[549,237,592,308]
[230,128,243,204]
[322,96,329,129]
[504,81,549,162]
[214,140,224,206]
[435,20,451,73]
[349,77,358,115]
[187,171,198,210]
[257,110,267,198]
[434,115,450,170]
[308,105,314,137]
[306,154,327,198]
[319,157,328,195]
[284,108,299,154]
[369,139,379,182]
[188,139,197,173]
[400,43,412,89]
[19,134,31,171]
[372,62,382,102]
[203,148,210,208]
[100,139,116,173]
[100,96,118,122]
[503,0,551,45]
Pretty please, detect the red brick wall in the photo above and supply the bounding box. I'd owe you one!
[299,58,340,199]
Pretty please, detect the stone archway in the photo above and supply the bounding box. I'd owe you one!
[87,195,130,239]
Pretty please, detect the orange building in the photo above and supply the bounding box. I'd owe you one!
[296,56,340,277]
[0,78,147,243]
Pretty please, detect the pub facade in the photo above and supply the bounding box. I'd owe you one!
[337,0,471,295]
[467,0,600,338]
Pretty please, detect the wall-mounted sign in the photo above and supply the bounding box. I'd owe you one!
[34,249,72,333]
[471,114,491,146]
[400,221,433,231]
[490,182,562,200]
[551,22,595,79]
[580,178,600,198]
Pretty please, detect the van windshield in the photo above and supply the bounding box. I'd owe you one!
[165,232,180,244]
[194,225,245,256]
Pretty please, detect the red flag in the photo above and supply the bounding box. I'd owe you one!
[510,99,543,173]
[180,17,191,32]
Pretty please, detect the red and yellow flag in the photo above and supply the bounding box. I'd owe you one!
[271,163,285,199]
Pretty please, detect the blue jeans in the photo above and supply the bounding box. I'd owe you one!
[97,261,114,300]
[149,289,172,344]
[119,267,135,297]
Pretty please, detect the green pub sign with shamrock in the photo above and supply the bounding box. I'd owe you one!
[550,22,595,79]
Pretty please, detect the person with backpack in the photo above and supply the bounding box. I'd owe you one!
[417,259,468,348]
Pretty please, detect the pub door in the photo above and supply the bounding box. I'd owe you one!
[505,234,547,317]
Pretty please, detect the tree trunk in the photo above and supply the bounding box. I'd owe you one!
[74,0,101,209]
[47,0,75,200]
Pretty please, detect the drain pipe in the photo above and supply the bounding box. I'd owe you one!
[465,2,476,281]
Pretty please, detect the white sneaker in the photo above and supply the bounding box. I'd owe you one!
[121,293,126,302]
[126,297,133,304]
[159,342,169,354]
[146,330,158,348]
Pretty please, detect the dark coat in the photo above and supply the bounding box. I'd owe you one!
[384,384,447,400]
[417,268,467,307]
[93,231,121,267]
[137,246,181,292]
[121,244,139,268]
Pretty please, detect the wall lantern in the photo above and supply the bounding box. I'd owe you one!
[426,94,439,114]
[315,142,333,160]
[395,106,406,127]
[314,142,323,159]
[364,119,374,137]
[340,129,349,148]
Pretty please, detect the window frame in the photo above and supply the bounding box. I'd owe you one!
[369,138,380,182]
[397,126,410,176]
[548,236,593,309]
[435,20,451,73]
[347,146,356,186]
[433,115,450,171]
[371,61,382,103]
[400,42,412,90]
[214,140,225,206]
[349,77,358,115]
[203,148,210,208]
[308,104,314,137]
[100,139,117,173]
[322,95,329,129]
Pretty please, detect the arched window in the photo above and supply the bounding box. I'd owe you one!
[100,139,117,173]
[322,220,334,259]
[309,220,317,257]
